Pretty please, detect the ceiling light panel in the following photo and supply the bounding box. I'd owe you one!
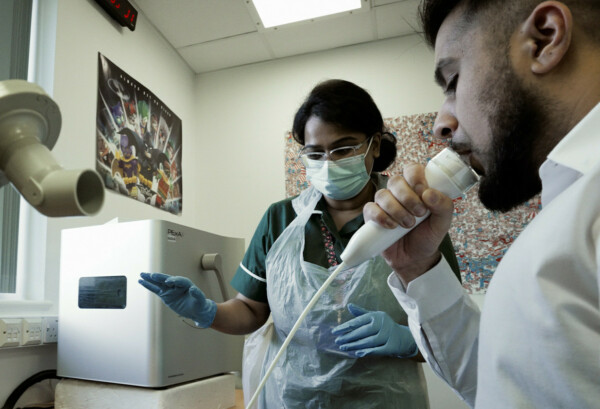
[249,0,368,29]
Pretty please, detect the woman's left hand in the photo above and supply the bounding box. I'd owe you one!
[332,303,418,358]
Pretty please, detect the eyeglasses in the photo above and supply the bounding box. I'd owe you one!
[298,137,371,162]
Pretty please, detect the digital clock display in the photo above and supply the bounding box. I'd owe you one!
[94,0,138,31]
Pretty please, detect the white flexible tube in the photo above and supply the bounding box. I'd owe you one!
[245,148,478,408]
[245,261,347,409]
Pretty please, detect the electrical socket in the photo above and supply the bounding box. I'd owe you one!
[22,318,43,345]
[0,318,22,347]
[43,316,58,344]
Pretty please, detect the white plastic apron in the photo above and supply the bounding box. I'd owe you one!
[255,186,428,409]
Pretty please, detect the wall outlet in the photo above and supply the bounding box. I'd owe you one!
[22,318,43,345]
[0,318,22,347]
[43,316,58,344]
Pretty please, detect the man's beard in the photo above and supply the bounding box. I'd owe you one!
[477,69,544,212]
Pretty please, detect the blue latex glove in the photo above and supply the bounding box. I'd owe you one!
[332,303,418,358]
[138,272,217,328]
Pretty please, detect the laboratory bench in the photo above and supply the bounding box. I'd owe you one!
[54,374,242,408]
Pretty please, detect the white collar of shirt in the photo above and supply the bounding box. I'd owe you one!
[538,103,600,207]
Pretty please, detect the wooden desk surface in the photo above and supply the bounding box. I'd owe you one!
[232,389,244,408]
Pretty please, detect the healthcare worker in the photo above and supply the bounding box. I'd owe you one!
[139,79,461,408]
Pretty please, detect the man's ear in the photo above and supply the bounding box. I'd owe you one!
[519,1,572,74]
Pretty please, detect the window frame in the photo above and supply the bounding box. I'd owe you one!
[0,0,57,309]
[0,0,32,297]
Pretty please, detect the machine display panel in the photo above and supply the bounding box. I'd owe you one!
[78,276,127,309]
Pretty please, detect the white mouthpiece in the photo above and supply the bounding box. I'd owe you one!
[340,148,478,268]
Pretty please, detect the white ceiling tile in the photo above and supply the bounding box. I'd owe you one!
[374,1,419,39]
[373,0,406,6]
[135,0,258,48]
[393,0,422,31]
[177,32,273,73]
[263,12,376,59]
[133,0,422,73]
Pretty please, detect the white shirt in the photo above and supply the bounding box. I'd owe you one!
[388,103,600,408]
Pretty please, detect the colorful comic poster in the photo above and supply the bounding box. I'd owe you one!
[96,53,182,215]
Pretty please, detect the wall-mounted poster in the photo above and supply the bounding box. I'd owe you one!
[284,113,541,294]
[96,53,182,215]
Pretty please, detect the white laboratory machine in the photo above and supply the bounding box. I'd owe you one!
[57,219,245,388]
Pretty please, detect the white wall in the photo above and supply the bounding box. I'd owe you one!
[0,1,475,407]
[192,35,445,241]
[0,0,196,403]
[44,0,198,311]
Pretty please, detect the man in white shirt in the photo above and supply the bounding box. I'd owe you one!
[364,1,600,407]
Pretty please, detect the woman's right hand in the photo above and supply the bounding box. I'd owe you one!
[363,162,454,285]
[139,272,217,328]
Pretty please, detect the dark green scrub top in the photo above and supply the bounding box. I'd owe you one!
[231,189,461,303]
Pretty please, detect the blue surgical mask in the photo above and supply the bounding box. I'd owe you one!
[304,152,372,200]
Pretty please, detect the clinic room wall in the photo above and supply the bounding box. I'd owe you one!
[1,1,475,407]
[45,0,197,310]
[0,0,197,404]
[193,35,472,409]
[192,35,444,243]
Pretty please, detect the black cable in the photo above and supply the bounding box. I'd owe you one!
[1,370,61,409]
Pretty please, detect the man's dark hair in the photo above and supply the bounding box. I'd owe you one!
[419,0,463,47]
[292,79,396,172]
[419,0,600,48]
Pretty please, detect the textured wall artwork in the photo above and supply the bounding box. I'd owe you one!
[284,112,541,294]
